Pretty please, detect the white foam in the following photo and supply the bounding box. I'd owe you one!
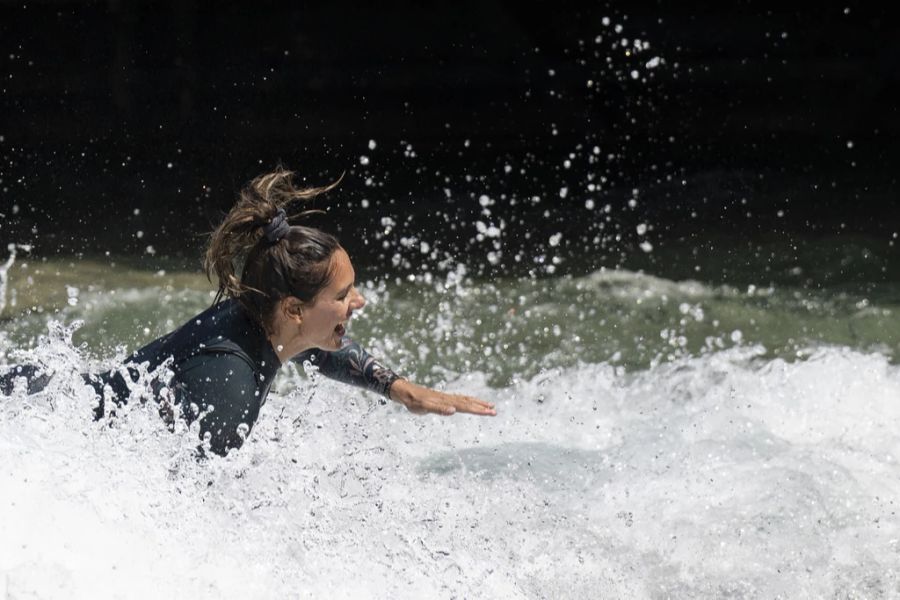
[2,338,898,597]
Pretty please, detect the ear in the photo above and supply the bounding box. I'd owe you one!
[280,296,305,323]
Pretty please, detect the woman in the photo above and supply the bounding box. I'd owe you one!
[2,169,496,455]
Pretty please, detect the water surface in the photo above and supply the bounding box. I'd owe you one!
[0,234,898,598]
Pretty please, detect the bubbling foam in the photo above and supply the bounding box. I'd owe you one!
[2,327,898,598]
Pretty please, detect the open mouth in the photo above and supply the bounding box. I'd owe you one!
[334,323,346,337]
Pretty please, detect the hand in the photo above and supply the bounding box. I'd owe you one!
[388,379,497,417]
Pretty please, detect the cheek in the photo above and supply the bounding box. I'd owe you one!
[306,308,331,332]
[323,302,346,325]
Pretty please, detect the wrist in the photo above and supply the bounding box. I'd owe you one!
[388,377,412,403]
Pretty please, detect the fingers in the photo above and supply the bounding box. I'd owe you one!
[452,395,496,416]
[406,391,496,417]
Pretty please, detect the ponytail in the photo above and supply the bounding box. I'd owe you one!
[204,168,343,331]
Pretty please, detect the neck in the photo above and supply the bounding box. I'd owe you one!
[268,326,313,363]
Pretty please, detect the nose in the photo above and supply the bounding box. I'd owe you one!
[352,287,366,310]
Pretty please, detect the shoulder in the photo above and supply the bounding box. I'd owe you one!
[128,299,246,367]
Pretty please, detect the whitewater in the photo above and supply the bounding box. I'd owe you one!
[1,255,898,598]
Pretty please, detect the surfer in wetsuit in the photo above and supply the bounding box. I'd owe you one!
[1,169,496,455]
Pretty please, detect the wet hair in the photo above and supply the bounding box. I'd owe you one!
[204,168,342,332]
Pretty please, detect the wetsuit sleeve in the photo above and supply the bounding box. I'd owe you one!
[174,352,263,456]
[293,338,402,398]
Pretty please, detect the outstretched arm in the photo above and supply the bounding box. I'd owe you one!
[293,338,496,417]
[293,338,400,397]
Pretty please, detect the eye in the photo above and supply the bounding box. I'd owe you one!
[337,283,355,301]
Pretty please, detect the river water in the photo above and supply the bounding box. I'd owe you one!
[0,232,898,598]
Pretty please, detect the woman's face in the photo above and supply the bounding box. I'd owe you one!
[302,247,366,350]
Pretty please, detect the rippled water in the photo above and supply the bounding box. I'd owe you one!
[1,239,899,598]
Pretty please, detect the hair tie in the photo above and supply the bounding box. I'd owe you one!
[263,208,290,243]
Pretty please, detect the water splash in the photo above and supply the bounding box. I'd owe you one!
[0,243,30,316]
[1,328,899,598]
[1,257,899,597]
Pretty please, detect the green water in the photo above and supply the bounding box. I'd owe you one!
[2,233,897,386]
[1,233,899,600]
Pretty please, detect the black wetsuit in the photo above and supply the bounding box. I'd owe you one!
[2,299,401,455]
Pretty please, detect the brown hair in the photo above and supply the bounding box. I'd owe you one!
[204,168,342,332]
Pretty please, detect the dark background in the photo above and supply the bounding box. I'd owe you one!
[1,1,898,277]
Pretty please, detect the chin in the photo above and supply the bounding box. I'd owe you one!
[325,334,343,351]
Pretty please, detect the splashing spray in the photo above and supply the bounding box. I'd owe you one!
[0,243,32,315]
